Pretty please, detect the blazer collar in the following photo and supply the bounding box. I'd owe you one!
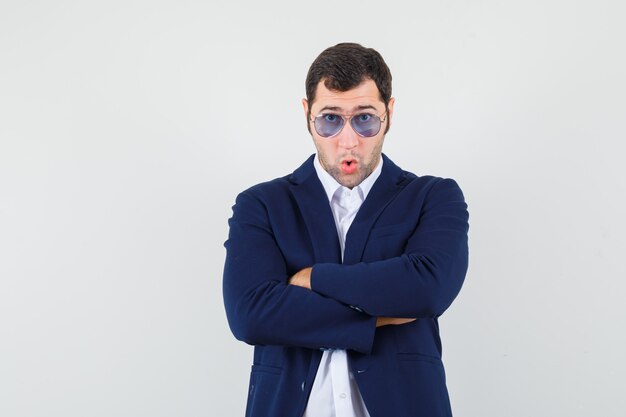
[289,153,410,265]
[345,154,409,264]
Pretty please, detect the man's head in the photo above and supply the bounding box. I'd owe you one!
[302,43,395,189]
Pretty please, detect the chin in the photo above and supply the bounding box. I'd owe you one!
[341,176,362,189]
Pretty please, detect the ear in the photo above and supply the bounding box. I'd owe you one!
[302,98,309,118]
[386,97,395,128]
[302,98,312,134]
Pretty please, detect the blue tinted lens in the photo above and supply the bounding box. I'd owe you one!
[351,113,381,137]
[314,114,345,137]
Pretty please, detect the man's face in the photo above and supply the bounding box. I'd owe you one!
[302,79,395,189]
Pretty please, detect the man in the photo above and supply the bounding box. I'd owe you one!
[223,43,469,417]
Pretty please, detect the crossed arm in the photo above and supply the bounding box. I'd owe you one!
[288,267,415,327]
[223,178,468,354]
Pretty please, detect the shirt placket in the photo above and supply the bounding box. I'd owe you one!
[330,187,363,417]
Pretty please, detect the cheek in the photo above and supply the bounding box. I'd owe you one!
[314,139,337,156]
[364,139,383,158]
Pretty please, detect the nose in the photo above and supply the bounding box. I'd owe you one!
[337,121,360,150]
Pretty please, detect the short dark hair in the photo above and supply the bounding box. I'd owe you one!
[305,43,393,110]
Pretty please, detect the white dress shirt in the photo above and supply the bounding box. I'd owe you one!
[302,155,383,417]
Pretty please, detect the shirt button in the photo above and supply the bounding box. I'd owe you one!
[339,393,347,399]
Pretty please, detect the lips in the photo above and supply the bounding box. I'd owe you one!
[341,159,357,174]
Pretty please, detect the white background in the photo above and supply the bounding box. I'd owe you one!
[1,1,625,416]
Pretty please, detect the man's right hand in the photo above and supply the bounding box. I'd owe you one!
[375,317,416,327]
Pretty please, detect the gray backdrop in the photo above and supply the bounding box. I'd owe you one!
[1,1,625,416]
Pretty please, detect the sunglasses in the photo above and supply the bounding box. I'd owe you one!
[310,110,388,138]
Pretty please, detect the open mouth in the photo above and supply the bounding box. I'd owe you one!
[341,159,357,174]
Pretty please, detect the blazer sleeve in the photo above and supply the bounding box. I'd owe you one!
[311,178,469,318]
[223,190,377,354]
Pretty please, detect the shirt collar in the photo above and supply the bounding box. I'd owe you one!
[313,154,383,203]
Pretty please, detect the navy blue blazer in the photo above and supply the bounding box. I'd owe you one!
[223,153,469,417]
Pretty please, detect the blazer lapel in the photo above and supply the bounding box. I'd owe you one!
[289,155,342,264]
[343,154,409,265]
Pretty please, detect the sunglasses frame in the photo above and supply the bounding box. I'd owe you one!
[309,110,388,138]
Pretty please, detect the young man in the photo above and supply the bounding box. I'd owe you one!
[223,43,469,417]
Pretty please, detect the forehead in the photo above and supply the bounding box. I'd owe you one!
[311,78,384,112]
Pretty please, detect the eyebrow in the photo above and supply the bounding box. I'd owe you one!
[317,104,378,113]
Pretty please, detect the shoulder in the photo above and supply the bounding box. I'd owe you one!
[407,175,465,194]
[227,174,296,229]
[384,154,465,197]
